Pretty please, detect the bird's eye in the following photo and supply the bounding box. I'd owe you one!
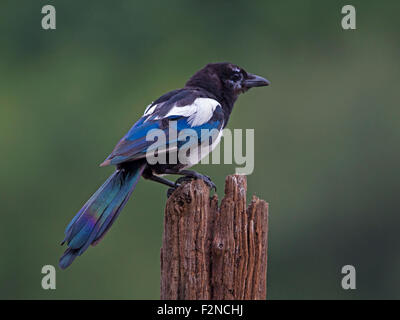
[230,73,241,81]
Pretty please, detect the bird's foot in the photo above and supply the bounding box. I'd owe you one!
[167,187,176,198]
[174,176,195,186]
[167,182,183,198]
[175,174,217,192]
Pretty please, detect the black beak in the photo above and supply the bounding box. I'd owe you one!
[243,73,270,88]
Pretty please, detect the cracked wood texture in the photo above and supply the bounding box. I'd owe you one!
[160,174,268,300]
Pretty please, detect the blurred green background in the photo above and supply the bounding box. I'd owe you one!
[1,0,399,299]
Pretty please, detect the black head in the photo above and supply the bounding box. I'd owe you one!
[185,62,270,103]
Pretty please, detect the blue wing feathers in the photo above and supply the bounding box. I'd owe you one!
[101,88,224,166]
[104,114,223,166]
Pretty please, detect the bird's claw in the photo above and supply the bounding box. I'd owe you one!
[167,188,173,198]
[174,176,194,187]
[167,180,183,198]
[199,174,217,192]
[174,174,217,192]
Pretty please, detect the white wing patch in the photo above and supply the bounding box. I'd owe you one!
[160,98,220,127]
[143,103,157,116]
[163,104,196,118]
[188,98,220,126]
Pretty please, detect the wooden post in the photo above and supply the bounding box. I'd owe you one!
[160,174,269,300]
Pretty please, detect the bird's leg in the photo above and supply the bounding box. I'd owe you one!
[163,169,217,191]
[142,171,181,198]
[144,174,176,188]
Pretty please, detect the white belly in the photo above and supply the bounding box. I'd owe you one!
[184,131,223,168]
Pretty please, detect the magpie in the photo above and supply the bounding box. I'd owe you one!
[59,62,269,269]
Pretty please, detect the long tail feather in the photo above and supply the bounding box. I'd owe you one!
[59,162,146,269]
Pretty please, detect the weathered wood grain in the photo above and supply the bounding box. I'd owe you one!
[160,174,268,300]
